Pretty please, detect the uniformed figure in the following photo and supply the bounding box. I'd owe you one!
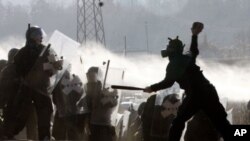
[52,69,86,140]
[85,67,118,141]
[1,49,39,140]
[144,22,231,141]
[0,48,19,109]
[3,25,62,140]
[0,48,19,139]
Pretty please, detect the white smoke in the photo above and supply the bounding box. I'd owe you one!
[79,42,167,87]
[0,36,24,60]
[198,60,250,101]
[78,43,250,101]
[0,32,249,101]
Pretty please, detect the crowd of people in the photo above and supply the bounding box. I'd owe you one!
[0,25,119,141]
[0,22,234,141]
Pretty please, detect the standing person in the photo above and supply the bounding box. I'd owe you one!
[52,69,86,140]
[1,48,39,140]
[150,94,181,141]
[0,48,19,139]
[5,25,62,140]
[144,22,231,141]
[85,67,118,141]
[0,48,19,110]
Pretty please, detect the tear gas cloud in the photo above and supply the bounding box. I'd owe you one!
[78,44,250,101]
[0,34,249,101]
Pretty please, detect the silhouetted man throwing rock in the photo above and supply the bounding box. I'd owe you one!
[144,22,231,141]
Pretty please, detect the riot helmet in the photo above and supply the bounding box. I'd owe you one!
[26,25,46,44]
[8,48,19,63]
[86,67,102,82]
[0,59,7,71]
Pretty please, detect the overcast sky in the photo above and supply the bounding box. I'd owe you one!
[1,0,250,54]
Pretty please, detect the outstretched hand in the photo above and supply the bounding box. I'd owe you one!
[191,22,204,35]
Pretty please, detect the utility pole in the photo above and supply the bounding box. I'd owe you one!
[145,21,149,54]
[124,36,127,57]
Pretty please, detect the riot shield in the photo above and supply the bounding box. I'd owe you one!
[99,66,125,88]
[48,30,80,61]
[121,110,131,138]
[80,65,122,127]
[48,30,81,95]
[101,66,124,127]
[53,70,86,117]
[114,113,123,139]
[154,83,180,105]
[48,30,90,115]
[48,30,84,84]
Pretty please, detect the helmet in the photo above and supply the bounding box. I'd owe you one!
[87,67,100,74]
[0,59,7,71]
[86,67,103,82]
[161,36,185,58]
[8,48,19,62]
[26,25,46,41]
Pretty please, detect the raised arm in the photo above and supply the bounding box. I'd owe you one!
[190,22,204,59]
[190,35,199,58]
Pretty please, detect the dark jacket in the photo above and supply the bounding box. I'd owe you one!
[14,42,52,95]
[14,43,45,77]
[184,111,220,141]
[150,35,210,95]
[0,63,20,108]
[141,94,156,141]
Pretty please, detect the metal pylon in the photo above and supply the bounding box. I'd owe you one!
[77,0,106,46]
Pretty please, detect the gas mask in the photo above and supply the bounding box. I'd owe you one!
[161,36,185,58]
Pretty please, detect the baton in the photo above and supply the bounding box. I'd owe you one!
[111,85,144,91]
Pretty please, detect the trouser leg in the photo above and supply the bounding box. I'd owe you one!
[66,116,82,140]
[52,112,66,140]
[33,93,53,140]
[3,87,31,139]
[169,96,198,141]
[202,85,231,141]
[26,104,38,140]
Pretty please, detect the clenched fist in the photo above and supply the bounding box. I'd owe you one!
[191,22,204,35]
